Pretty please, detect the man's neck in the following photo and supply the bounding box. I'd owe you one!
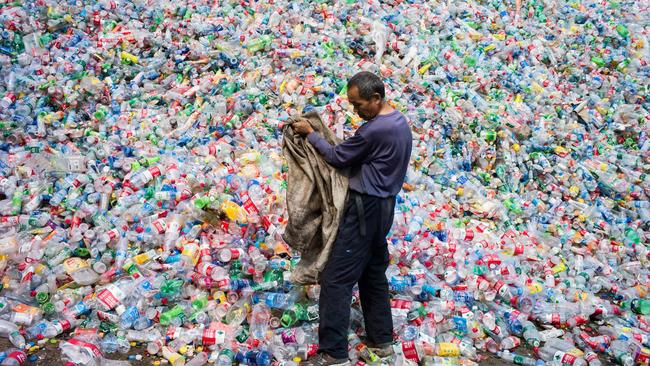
[377,102,394,116]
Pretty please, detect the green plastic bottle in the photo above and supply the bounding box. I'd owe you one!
[159,279,184,298]
[280,303,306,328]
[245,35,273,53]
[191,295,209,312]
[222,82,238,97]
[629,299,650,315]
[159,305,185,325]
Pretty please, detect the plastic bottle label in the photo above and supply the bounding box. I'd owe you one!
[53,320,71,334]
[220,220,230,233]
[7,351,26,365]
[281,328,298,344]
[1,216,19,226]
[634,333,648,345]
[391,298,412,310]
[437,342,460,357]
[162,347,183,364]
[4,93,16,103]
[493,280,506,292]
[72,301,90,317]
[240,191,260,215]
[636,349,650,365]
[63,257,89,274]
[585,351,598,363]
[198,262,215,277]
[513,243,524,255]
[14,303,40,317]
[73,328,99,337]
[261,216,272,231]
[106,228,119,241]
[552,261,567,273]
[567,348,584,357]
[97,310,118,322]
[67,338,103,358]
[123,306,139,321]
[307,344,319,357]
[133,251,155,265]
[199,244,211,258]
[202,328,225,345]
[97,284,124,309]
[152,219,167,234]
[551,313,561,325]
[181,244,199,265]
[401,341,420,362]
[215,278,229,288]
[148,166,162,177]
[554,351,577,365]
[166,327,180,340]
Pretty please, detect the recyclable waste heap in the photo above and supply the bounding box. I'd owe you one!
[0,0,648,365]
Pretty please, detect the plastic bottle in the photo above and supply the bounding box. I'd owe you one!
[0,321,24,349]
[538,342,587,366]
[496,351,544,366]
[162,346,186,366]
[608,340,635,366]
[0,350,26,366]
[249,303,271,340]
[185,352,209,366]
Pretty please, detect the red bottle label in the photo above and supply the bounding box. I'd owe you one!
[7,351,26,365]
[401,341,420,362]
[240,191,260,215]
[391,299,412,310]
[202,328,216,345]
[67,338,103,358]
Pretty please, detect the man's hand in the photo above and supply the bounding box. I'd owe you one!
[291,119,314,136]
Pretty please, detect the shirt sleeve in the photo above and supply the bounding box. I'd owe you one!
[307,131,370,169]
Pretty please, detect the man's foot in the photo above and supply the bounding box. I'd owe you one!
[302,353,351,366]
[367,342,394,358]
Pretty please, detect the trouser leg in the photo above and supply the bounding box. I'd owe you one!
[318,196,369,359]
[358,196,395,345]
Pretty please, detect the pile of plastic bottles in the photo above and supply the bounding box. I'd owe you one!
[0,0,648,365]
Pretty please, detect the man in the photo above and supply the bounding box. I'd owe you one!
[292,71,412,366]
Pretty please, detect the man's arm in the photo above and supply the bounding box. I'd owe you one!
[307,132,370,169]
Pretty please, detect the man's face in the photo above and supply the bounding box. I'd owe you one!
[347,85,382,121]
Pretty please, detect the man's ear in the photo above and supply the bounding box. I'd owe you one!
[372,93,382,103]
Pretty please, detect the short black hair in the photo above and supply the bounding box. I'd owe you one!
[347,71,385,100]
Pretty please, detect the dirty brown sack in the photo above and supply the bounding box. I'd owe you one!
[281,110,349,285]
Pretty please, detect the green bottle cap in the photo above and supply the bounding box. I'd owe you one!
[36,292,50,304]
[42,302,55,315]
[192,296,208,311]
[73,247,90,258]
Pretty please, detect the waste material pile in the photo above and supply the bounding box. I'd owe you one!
[0,0,648,365]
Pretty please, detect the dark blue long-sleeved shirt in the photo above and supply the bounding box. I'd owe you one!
[307,110,412,198]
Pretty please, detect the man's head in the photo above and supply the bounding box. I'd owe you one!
[347,71,385,121]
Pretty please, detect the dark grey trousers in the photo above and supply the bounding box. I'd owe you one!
[318,191,396,359]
